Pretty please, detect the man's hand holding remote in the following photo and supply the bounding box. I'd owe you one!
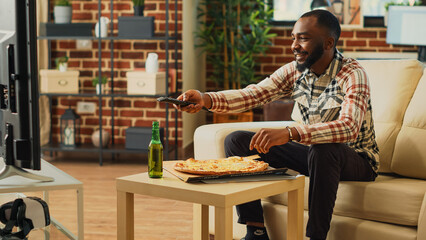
[175,90,212,113]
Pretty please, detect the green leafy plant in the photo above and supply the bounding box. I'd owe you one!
[55,56,68,69]
[195,0,276,89]
[132,0,145,6]
[385,0,421,11]
[92,76,108,86]
[55,0,71,6]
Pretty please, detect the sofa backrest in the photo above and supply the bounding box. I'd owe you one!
[391,68,426,179]
[291,59,425,172]
[358,59,424,172]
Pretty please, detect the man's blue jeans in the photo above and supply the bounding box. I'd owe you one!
[224,130,377,239]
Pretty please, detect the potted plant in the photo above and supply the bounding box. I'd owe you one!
[195,0,276,123]
[92,76,108,95]
[55,56,69,72]
[132,0,145,16]
[54,0,72,24]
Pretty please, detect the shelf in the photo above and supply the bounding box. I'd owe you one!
[39,91,180,98]
[41,143,178,155]
[41,143,149,153]
[37,35,178,41]
[38,0,179,165]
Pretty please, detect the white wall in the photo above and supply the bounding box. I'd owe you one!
[182,0,206,149]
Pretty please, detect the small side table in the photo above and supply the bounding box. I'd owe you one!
[117,170,304,240]
[0,159,84,240]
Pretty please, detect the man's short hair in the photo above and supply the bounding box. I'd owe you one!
[301,9,341,47]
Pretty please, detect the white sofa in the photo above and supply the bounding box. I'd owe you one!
[193,59,426,240]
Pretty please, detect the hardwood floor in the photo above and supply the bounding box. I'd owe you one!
[28,150,195,240]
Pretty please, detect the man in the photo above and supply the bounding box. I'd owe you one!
[175,9,379,240]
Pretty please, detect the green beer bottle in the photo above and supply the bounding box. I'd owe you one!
[148,121,163,178]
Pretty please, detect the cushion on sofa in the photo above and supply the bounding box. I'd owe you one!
[264,174,426,226]
[392,69,426,179]
[357,60,424,172]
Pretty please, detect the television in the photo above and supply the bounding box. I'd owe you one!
[0,0,52,181]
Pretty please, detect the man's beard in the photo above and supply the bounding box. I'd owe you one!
[296,42,324,72]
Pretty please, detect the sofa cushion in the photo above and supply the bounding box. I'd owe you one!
[357,60,424,172]
[264,174,426,226]
[392,69,426,179]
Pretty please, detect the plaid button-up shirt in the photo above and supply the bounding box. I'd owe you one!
[207,51,380,172]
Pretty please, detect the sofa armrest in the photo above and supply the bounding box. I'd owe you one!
[194,121,295,160]
[418,192,426,239]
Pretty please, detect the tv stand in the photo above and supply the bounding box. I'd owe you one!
[0,165,54,182]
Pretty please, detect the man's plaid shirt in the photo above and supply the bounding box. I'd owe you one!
[207,51,380,172]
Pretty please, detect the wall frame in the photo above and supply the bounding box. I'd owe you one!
[269,0,364,28]
[329,0,363,28]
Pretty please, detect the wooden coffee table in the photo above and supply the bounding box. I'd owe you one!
[116,169,304,240]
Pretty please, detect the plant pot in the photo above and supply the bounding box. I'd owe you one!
[96,84,106,95]
[133,6,144,16]
[118,16,154,38]
[54,6,72,24]
[58,62,68,72]
[91,129,110,148]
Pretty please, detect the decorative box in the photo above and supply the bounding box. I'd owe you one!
[125,127,164,150]
[39,23,93,37]
[40,70,79,94]
[118,16,154,38]
[126,71,166,95]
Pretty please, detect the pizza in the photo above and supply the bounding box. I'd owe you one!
[173,156,269,175]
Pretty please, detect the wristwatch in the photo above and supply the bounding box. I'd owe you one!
[286,126,293,142]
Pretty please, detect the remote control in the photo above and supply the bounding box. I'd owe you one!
[156,97,208,111]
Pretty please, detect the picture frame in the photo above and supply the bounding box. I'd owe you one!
[269,0,364,28]
[329,0,363,28]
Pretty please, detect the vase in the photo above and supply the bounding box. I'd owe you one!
[58,62,68,72]
[91,129,110,148]
[384,12,388,26]
[96,84,106,95]
[54,6,72,24]
[95,17,110,38]
[145,53,159,73]
[133,6,144,16]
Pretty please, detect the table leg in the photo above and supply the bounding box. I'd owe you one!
[214,206,233,240]
[43,191,50,240]
[287,187,304,240]
[117,190,134,240]
[77,187,84,240]
[193,204,209,240]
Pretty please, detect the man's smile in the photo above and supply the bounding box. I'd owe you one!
[294,51,308,61]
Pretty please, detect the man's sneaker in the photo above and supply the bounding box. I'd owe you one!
[242,225,269,240]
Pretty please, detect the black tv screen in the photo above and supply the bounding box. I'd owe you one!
[0,0,41,171]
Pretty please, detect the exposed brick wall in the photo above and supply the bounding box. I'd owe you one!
[49,1,416,147]
[258,27,416,84]
[49,0,183,147]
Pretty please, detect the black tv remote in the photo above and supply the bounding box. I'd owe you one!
[156,97,208,111]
